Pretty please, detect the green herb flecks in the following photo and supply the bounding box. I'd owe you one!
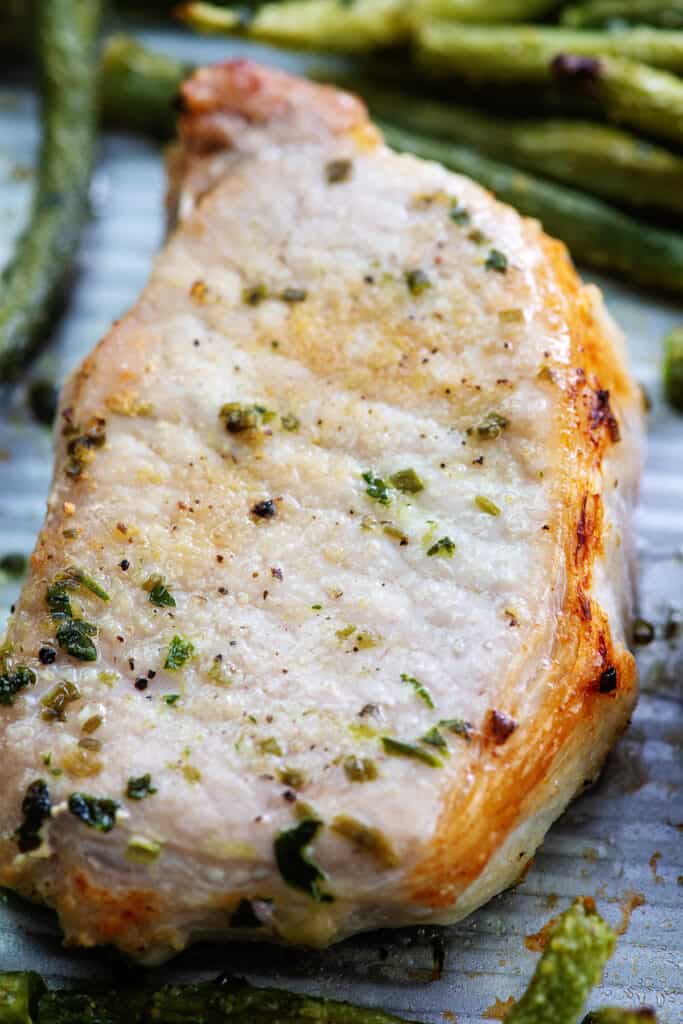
[405,268,432,295]
[420,726,447,749]
[41,680,80,722]
[258,737,282,756]
[281,412,300,431]
[439,718,473,741]
[485,248,508,273]
[476,411,509,440]
[68,792,119,832]
[126,774,157,800]
[278,766,307,789]
[427,536,455,558]
[281,287,307,303]
[449,200,470,225]
[14,779,51,853]
[331,815,399,867]
[60,566,110,602]
[389,468,424,494]
[343,755,378,783]
[143,574,176,608]
[55,619,97,661]
[164,694,181,706]
[0,666,36,707]
[400,673,434,708]
[475,495,501,516]
[381,736,443,767]
[46,581,73,620]
[362,471,391,505]
[125,835,162,864]
[274,818,331,902]
[164,635,194,671]
[243,283,268,306]
[219,402,274,436]
[326,158,352,184]
[65,421,106,478]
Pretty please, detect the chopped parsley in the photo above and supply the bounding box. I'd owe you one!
[389,468,424,494]
[258,737,282,756]
[0,666,36,707]
[46,581,73,620]
[439,718,473,741]
[362,471,391,505]
[14,779,51,853]
[143,574,176,608]
[164,635,194,671]
[61,567,110,602]
[281,412,300,432]
[420,726,447,749]
[65,421,106,478]
[476,411,509,440]
[68,793,119,832]
[405,269,432,295]
[55,619,97,661]
[164,694,181,706]
[343,755,378,783]
[41,680,80,722]
[125,836,161,863]
[427,536,455,558]
[243,283,268,305]
[281,287,307,303]
[274,818,332,902]
[475,495,501,516]
[126,774,157,800]
[449,198,471,225]
[326,158,352,184]
[331,815,399,867]
[485,249,508,273]
[219,402,275,435]
[381,736,443,767]
[400,673,434,709]
[278,766,307,789]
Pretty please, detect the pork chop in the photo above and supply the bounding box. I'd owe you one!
[0,61,644,962]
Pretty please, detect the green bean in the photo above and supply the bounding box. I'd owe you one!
[353,81,683,216]
[0,971,46,1024]
[176,0,409,52]
[416,24,683,77]
[0,0,102,381]
[562,1,683,29]
[100,35,190,139]
[412,0,561,20]
[417,25,683,147]
[505,900,616,1024]
[662,327,683,412]
[380,121,683,294]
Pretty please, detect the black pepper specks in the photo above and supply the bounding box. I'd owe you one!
[598,666,618,693]
[119,559,130,571]
[135,678,148,691]
[252,499,276,519]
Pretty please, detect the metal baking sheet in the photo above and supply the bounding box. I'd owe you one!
[0,25,681,1023]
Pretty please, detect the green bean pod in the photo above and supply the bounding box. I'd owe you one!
[100,35,190,139]
[662,327,683,412]
[562,1,683,29]
[353,82,683,215]
[380,121,683,294]
[412,0,562,21]
[0,0,103,381]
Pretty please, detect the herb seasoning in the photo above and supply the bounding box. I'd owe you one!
[126,774,157,800]
[14,780,51,852]
[362,471,391,505]
[68,792,119,832]
[475,495,501,516]
[405,269,432,295]
[143,574,176,608]
[381,736,442,767]
[274,818,331,902]
[243,283,268,306]
[400,673,434,708]
[476,411,509,440]
[389,468,424,494]
[343,755,378,783]
[426,537,455,558]
[331,815,399,867]
[281,287,307,303]
[486,249,508,273]
[164,635,194,671]
[41,680,81,722]
[0,666,36,706]
[326,159,352,184]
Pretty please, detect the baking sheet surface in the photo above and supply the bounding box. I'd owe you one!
[0,27,681,1023]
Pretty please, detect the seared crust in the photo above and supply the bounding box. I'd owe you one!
[0,62,643,959]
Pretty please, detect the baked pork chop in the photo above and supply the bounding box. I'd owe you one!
[0,61,643,962]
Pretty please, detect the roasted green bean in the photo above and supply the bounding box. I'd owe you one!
[562,1,683,29]
[663,327,683,412]
[0,0,102,381]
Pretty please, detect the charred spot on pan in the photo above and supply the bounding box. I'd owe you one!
[252,499,276,519]
[590,388,620,443]
[487,709,518,745]
[598,665,618,693]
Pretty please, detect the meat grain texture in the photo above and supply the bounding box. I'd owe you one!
[0,62,644,962]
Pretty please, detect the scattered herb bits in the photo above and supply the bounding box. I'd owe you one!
[362,471,391,505]
[281,287,307,303]
[326,158,352,184]
[389,468,424,494]
[14,779,51,852]
[476,411,509,440]
[126,774,157,800]
[41,680,80,722]
[440,718,473,741]
[281,412,300,431]
[55,619,97,661]
[143,574,176,608]
[252,498,276,519]
[126,836,161,864]
[331,815,399,867]
[485,249,508,273]
[274,818,331,902]
[400,673,434,708]
[405,268,431,295]
[381,736,443,767]
[164,694,181,706]
[243,283,268,306]
[420,726,447,749]
[475,495,501,516]
[449,201,470,225]
[164,635,194,671]
[343,755,378,783]
[0,666,36,706]
[427,536,455,558]
[68,792,119,832]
